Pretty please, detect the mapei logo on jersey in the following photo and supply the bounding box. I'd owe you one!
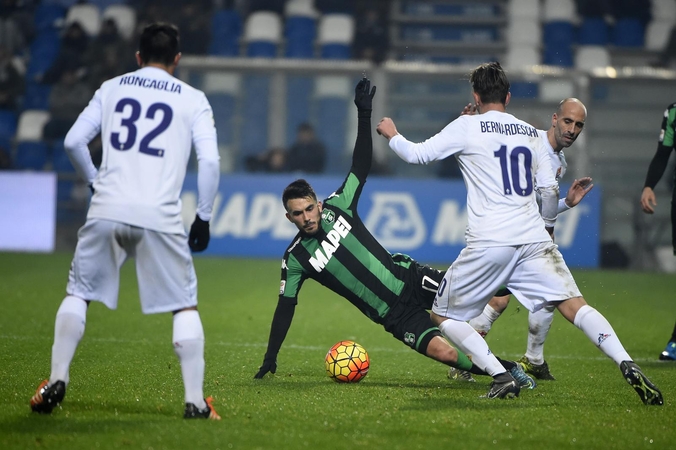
[308,215,352,272]
[597,333,611,346]
[321,209,335,224]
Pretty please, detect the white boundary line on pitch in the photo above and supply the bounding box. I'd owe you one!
[0,334,665,363]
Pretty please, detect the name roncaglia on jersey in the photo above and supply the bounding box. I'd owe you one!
[480,121,538,137]
[308,215,352,272]
[119,76,182,93]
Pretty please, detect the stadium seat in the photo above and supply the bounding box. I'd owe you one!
[612,18,645,47]
[0,109,18,148]
[507,0,540,20]
[505,46,541,70]
[51,139,74,173]
[646,21,674,51]
[101,4,136,41]
[315,75,350,173]
[285,76,312,147]
[542,0,575,22]
[539,79,574,102]
[240,75,270,168]
[578,17,609,45]
[65,3,101,36]
[284,1,317,59]
[26,30,61,79]
[506,19,542,46]
[202,72,241,146]
[208,9,243,56]
[575,46,610,70]
[22,82,52,111]
[543,46,573,67]
[543,20,574,47]
[244,11,282,58]
[651,0,676,22]
[14,141,50,170]
[317,14,354,59]
[34,3,66,32]
[16,110,51,142]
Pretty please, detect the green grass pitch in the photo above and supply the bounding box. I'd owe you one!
[0,252,674,450]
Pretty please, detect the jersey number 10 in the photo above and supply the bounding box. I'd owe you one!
[494,145,533,196]
[111,98,173,157]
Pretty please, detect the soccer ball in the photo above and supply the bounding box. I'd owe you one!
[325,340,370,383]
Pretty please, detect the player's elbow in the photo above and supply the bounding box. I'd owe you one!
[63,129,85,155]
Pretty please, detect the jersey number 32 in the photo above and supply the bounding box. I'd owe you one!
[111,98,173,157]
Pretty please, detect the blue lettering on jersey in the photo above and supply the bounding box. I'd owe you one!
[480,121,538,138]
[308,215,352,272]
[119,76,182,94]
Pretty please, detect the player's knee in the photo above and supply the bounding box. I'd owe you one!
[489,295,510,312]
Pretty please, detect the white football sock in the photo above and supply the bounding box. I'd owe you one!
[573,305,631,365]
[173,310,206,409]
[468,304,502,337]
[50,295,87,386]
[524,307,555,365]
[438,319,506,376]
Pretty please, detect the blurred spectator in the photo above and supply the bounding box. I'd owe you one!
[285,122,326,173]
[353,3,389,63]
[0,45,24,110]
[84,19,132,89]
[41,21,89,84]
[176,2,212,55]
[42,68,93,141]
[0,0,31,56]
[245,146,286,173]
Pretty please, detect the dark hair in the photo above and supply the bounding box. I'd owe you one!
[469,62,510,105]
[282,179,317,210]
[138,23,180,66]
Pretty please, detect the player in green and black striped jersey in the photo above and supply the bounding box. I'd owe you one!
[254,79,531,393]
[640,102,676,361]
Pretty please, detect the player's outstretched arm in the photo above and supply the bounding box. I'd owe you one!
[350,77,376,182]
[563,177,594,209]
[254,298,297,379]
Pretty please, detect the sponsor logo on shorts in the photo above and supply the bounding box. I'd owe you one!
[404,332,415,346]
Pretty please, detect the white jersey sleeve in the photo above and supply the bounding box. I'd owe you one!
[71,66,220,234]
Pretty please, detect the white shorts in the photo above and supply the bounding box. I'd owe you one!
[432,241,582,321]
[67,218,198,314]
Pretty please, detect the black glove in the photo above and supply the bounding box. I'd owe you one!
[188,215,210,252]
[354,77,376,114]
[254,359,277,379]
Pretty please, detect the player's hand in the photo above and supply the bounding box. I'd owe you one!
[640,187,657,214]
[188,215,210,252]
[564,177,593,208]
[354,77,376,111]
[460,103,477,116]
[254,359,277,378]
[376,117,398,140]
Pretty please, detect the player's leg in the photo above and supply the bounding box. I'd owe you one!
[136,229,219,419]
[518,305,557,380]
[512,242,662,405]
[431,247,522,398]
[659,321,676,360]
[32,219,125,413]
[468,291,510,337]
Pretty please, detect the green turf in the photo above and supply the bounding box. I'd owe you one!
[1,252,674,450]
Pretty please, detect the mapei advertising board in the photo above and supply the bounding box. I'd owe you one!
[181,174,600,267]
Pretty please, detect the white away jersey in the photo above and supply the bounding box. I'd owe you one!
[70,66,219,234]
[537,129,567,182]
[389,110,558,247]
